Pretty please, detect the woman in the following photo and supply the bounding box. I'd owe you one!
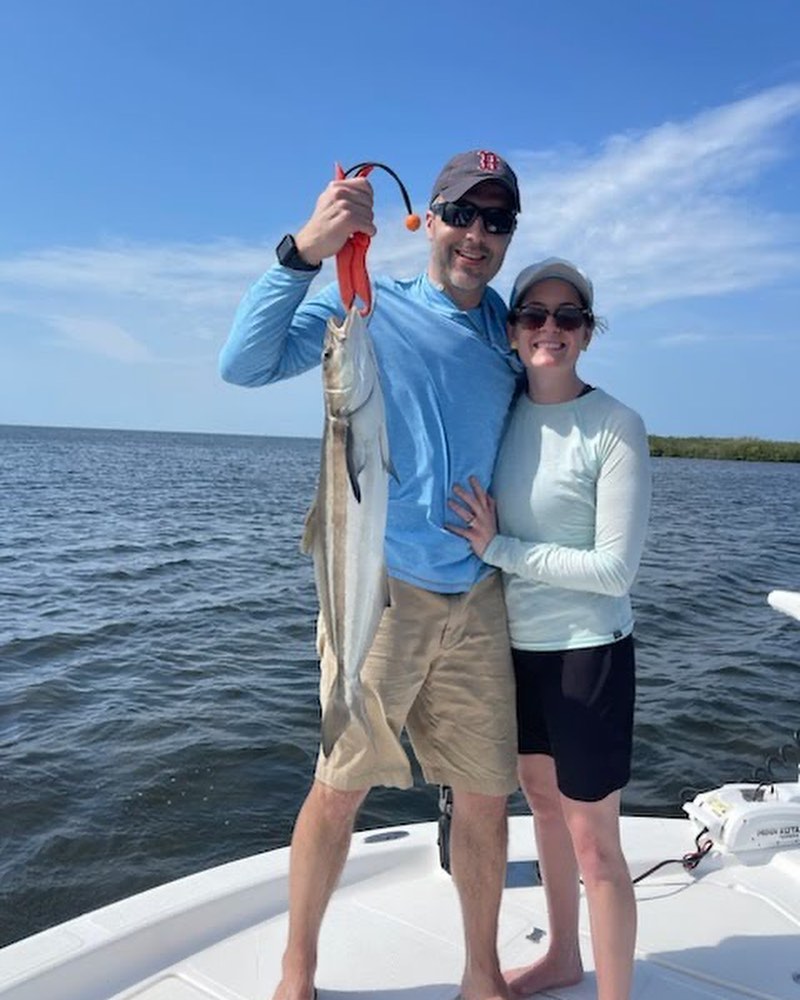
[449,258,651,1000]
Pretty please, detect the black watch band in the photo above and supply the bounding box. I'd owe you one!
[276,234,321,272]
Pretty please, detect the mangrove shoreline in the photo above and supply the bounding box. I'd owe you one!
[648,436,800,462]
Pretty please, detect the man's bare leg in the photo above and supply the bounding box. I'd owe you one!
[272,780,368,1000]
[450,789,511,1000]
[505,756,583,997]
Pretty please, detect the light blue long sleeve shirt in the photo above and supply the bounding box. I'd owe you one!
[219,264,522,593]
[483,388,651,649]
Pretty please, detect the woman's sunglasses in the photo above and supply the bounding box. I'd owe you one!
[430,200,517,235]
[509,304,592,332]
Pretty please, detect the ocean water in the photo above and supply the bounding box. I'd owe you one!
[1,424,799,948]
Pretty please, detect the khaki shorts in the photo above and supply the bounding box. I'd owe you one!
[314,572,518,796]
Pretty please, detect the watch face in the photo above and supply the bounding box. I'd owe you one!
[277,234,318,271]
[277,234,296,265]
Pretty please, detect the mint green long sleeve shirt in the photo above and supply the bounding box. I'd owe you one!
[482,388,651,650]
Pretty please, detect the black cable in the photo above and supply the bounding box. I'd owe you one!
[632,827,713,885]
[751,729,800,784]
[342,162,417,219]
[681,728,799,809]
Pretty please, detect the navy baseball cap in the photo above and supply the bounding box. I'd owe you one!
[430,150,521,212]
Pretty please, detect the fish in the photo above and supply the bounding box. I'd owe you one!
[301,305,394,758]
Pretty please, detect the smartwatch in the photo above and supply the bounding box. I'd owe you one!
[276,234,321,272]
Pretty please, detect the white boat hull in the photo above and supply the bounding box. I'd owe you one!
[768,589,800,622]
[2,812,800,999]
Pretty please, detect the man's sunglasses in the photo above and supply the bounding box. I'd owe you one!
[509,304,593,332]
[430,199,517,235]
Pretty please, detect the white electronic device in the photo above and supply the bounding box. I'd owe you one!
[683,779,800,853]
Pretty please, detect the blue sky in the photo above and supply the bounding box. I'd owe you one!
[2,0,799,441]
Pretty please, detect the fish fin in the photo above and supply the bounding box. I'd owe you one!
[379,425,399,483]
[321,679,350,758]
[345,425,363,503]
[300,497,318,554]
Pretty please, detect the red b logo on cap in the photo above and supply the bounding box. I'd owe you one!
[478,151,500,171]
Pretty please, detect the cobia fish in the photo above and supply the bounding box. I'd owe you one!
[301,305,393,758]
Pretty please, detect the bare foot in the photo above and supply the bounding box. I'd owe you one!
[504,954,583,997]
[272,978,316,1000]
[460,969,512,1000]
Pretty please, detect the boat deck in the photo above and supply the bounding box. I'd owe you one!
[2,814,800,999]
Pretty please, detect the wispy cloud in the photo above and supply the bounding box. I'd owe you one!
[1,83,799,365]
[655,331,714,348]
[0,242,268,305]
[0,243,271,365]
[656,330,783,348]
[48,315,155,363]
[499,83,800,308]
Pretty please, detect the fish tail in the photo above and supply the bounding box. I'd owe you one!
[321,679,350,758]
[349,687,374,749]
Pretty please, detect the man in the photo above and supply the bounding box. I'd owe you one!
[219,150,522,1000]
